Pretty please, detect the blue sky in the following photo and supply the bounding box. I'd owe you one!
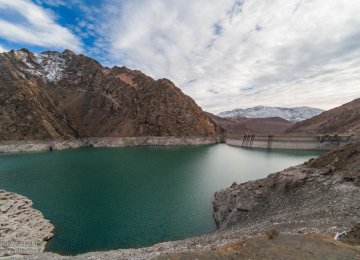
[0,0,360,113]
[0,0,108,61]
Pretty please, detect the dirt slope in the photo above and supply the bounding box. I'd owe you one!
[285,98,360,134]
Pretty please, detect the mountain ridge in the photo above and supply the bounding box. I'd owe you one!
[0,49,218,141]
[285,98,360,134]
[207,113,294,134]
[218,106,324,122]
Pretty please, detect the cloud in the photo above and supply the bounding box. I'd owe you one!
[34,0,66,7]
[0,44,7,53]
[99,0,360,113]
[0,0,82,52]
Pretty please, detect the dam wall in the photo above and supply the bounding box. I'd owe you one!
[226,134,351,150]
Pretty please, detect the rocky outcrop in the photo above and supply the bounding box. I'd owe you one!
[285,98,360,134]
[0,190,54,256]
[0,49,218,141]
[213,142,360,237]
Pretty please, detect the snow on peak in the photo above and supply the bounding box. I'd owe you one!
[15,50,35,69]
[16,50,67,83]
[34,52,66,82]
[218,106,325,122]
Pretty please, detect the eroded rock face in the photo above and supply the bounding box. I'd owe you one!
[0,49,218,141]
[0,190,54,256]
[213,142,360,236]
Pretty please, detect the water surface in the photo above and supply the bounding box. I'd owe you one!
[0,144,323,255]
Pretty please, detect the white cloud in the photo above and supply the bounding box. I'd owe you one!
[34,0,66,7]
[100,0,360,113]
[0,0,82,52]
[0,45,7,53]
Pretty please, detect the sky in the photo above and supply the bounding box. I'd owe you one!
[0,0,360,113]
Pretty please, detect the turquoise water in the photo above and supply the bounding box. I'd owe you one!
[0,144,323,255]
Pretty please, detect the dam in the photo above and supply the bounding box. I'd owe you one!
[226,134,352,150]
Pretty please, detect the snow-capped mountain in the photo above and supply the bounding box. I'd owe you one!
[217,106,324,122]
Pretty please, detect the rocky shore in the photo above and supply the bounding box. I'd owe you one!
[213,142,360,236]
[214,162,360,237]
[0,136,220,153]
[1,142,360,259]
[0,190,54,257]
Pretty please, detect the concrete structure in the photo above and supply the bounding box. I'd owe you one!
[226,134,351,150]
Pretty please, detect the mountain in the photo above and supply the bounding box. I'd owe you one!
[207,113,294,134]
[0,49,217,140]
[285,98,360,134]
[217,106,324,122]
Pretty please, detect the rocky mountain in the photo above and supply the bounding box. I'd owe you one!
[285,98,360,134]
[0,49,217,140]
[207,113,294,134]
[218,106,324,122]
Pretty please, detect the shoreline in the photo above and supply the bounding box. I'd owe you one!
[0,136,221,154]
[2,133,355,154]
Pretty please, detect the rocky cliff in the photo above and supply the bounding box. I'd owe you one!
[285,98,360,134]
[0,49,217,141]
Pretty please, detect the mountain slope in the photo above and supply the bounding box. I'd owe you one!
[0,51,78,140]
[285,98,360,134]
[207,113,294,134]
[0,49,217,140]
[218,106,324,122]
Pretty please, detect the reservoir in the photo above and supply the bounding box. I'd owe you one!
[0,144,323,255]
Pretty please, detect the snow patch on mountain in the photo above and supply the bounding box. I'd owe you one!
[16,50,35,69]
[34,53,67,82]
[218,106,324,122]
[16,50,67,82]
